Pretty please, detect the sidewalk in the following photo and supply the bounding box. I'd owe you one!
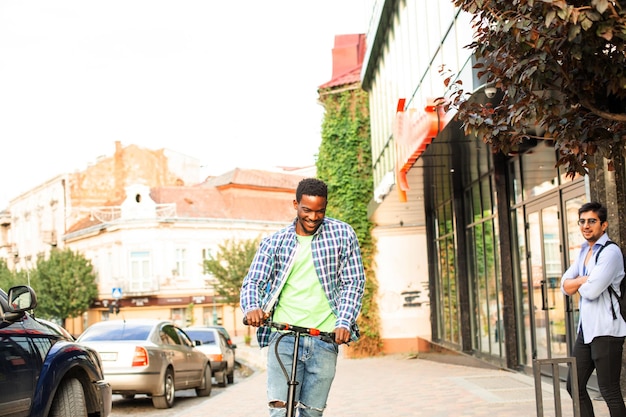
[177,335,610,417]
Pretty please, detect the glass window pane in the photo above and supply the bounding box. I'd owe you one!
[481,177,493,217]
[522,140,558,198]
[510,159,523,205]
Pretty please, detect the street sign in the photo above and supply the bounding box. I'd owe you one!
[112,287,123,299]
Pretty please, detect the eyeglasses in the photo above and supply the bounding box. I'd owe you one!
[577,218,599,226]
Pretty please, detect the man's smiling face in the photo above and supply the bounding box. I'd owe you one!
[293,194,326,236]
[578,210,607,245]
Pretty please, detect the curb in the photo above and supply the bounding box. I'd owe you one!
[234,342,267,371]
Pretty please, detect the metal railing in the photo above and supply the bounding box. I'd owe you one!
[533,357,580,417]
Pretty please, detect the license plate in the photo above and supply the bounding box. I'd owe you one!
[99,352,117,361]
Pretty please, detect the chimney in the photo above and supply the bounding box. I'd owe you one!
[331,34,366,79]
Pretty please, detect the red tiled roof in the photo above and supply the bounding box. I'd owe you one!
[318,66,362,89]
[151,186,229,218]
[66,169,304,233]
[67,216,99,233]
[202,168,304,190]
[151,184,297,222]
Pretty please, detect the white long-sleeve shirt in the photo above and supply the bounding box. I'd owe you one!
[561,233,626,343]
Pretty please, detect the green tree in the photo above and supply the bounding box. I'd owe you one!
[31,248,98,322]
[447,0,626,178]
[203,238,260,335]
[317,89,382,357]
[0,259,19,290]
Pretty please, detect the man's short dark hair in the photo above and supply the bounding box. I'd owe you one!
[296,178,328,202]
[579,201,607,222]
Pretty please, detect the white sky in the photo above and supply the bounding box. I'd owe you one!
[0,1,369,207]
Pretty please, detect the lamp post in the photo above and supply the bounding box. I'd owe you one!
[207,277,218,325]
[212,294,218,325]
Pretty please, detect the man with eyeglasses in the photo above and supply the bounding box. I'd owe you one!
[561,201,626,417]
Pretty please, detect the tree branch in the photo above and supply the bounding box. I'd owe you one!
[580,97,626,122]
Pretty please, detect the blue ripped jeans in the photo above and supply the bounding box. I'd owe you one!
[266,331,338,417]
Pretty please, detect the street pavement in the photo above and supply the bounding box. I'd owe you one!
[174,335,611,417]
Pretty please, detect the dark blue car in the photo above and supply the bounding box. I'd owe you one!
[0,285,111,417]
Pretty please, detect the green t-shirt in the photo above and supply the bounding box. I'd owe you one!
[273,235,336,332]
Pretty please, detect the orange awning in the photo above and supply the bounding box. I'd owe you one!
[393,98,448,202]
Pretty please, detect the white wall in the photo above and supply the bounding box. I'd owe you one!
[7,175,68,270]
[373,225,431,341]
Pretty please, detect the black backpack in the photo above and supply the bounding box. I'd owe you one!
[595,241,626,322]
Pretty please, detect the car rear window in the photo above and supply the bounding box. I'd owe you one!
[79,324,153,341]
[210,326,231,340]
[185,330,216,344]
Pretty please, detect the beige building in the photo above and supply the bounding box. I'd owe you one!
[1,141,203,272]
[0,141,305,336]
[65,171,303,335]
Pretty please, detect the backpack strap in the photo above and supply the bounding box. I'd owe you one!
[594,240,617,263]
[608,286,619,320]
[596,241,620,320]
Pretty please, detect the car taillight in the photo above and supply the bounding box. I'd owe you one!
[132,346,149,367]
[208,354,223,362]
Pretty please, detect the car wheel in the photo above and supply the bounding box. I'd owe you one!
[152,369,175,409]
[49,378,88,417]
[227,366,234,384]
[216,369,227,388]
[195,364,212,397]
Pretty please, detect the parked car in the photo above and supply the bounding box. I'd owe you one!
[76,319,212,409]
[38,317,76,340]
[208,325,235,348]
[183,327,236,387]
[0,285,111,417]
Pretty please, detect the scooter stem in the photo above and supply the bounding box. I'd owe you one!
[286,331,302,417]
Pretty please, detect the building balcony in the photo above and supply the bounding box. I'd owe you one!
[120,279,161,297]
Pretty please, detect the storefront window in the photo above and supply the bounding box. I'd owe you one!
[521,140,559,199]
[511,159,523,205]
[467,176,502,357]
[439,232,459,344]
[513,207,532,366]
[432,150,460,346]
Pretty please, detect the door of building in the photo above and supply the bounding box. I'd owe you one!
[562,194,588,349]
[526,201,568,361]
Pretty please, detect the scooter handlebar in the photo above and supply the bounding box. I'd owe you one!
[243,317,335,339]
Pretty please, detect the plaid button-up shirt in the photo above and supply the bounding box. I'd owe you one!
[240,217,366,347]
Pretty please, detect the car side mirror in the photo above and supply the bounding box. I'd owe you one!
[194,340,202,346]
[1,286,37,326]
[8,285,37,312]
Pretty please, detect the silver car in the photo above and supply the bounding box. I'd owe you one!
[77,319,211,409]
[184,327,236,387]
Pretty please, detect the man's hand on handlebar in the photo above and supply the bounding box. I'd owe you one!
[244,311,351,345]
[334,327,351,345]
[245,308,268,327]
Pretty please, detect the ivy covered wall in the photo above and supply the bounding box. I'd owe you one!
[317,88,382,356]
